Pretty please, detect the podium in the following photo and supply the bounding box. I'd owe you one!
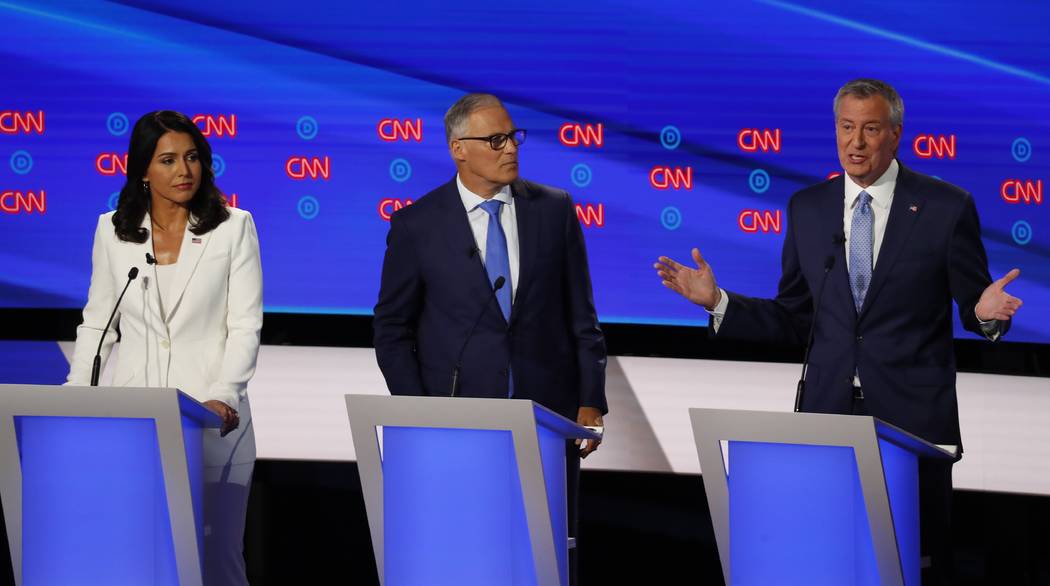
[689,408,957,586]
[0,384,222,586]
[346,395,600,586]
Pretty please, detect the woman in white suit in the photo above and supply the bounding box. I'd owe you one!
[66,111,262,585]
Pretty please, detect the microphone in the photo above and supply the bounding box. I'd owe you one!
[90,267,139,386]
[145,252,157,265]
[794,246,837,412]
[451,275,506,397]
[467,246,479,259]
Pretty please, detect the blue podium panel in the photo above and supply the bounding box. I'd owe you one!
[16,416,180,586]
[383,426,537,586]
[878,438,920,586]
[728,441,879,586]
[536,425,568,585]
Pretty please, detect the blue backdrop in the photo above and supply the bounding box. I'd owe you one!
[1,0,1046,342]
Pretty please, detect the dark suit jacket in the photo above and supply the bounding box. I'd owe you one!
[373,177,608,420]
[717,162,1002,446]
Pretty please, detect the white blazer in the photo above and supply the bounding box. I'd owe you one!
[67,207,263,465]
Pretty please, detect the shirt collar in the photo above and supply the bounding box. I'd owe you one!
[844,158,898,210]
[457,174,513,212]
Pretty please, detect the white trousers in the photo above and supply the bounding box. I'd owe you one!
[201,409,256,586]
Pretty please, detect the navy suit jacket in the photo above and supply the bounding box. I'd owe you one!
[717,163,1003,446]
[373,177,608,420]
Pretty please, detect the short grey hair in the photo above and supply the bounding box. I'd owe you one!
[834,79,904,127]
[444,93,503,144]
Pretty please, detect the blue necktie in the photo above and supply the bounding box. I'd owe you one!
[849,191,874,312]
[478,198,514,396]
[478,199,513,320]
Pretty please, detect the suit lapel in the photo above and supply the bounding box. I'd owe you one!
[510,180,536,324]
[131,214,166,324]
[817,179,855,318]
[435,178,500,315]
[165,216,210,321]
[858,164,924,320]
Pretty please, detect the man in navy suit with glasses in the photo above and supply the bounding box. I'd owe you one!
[374,93,608,583]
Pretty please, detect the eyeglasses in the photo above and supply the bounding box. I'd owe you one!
[456,129,527,151]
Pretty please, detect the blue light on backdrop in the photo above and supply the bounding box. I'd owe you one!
[0,0,1046,341]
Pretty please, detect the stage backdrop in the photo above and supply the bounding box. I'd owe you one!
[1,1,1047,341]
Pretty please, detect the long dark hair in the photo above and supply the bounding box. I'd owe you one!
[112,110,230,243]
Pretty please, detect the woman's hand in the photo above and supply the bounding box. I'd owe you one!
[202,400,240,437]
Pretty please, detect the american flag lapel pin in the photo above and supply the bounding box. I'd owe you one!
[909,204,918,213]
[192,237,202,244]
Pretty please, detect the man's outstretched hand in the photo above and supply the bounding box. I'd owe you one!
[975,268,1023,322]
[654,248,721,310]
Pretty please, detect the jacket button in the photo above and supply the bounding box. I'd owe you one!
[161,340,170,349]
[499,368,508,377]
[856,335,863,343]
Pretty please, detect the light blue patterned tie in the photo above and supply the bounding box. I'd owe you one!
[849,191,874,312]
[478,198,514,396]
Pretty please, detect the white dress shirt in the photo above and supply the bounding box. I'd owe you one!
[457,174,520,301]
[843,159,898,271]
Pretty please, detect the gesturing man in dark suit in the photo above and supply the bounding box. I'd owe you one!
[373,93,608,579]
[655,79,1022,584]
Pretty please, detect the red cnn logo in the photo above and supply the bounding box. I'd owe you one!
[575,203,605,228]
[286,156,330,180]
[827,171,842,180]
[1001,179,1043,204]
[379,198,414,220]
[738,209,782,233]
[0,111,45,135]
[378,118,423,142]
[737,128,781,153]
[649,166,693,190]
[96,153,128,176]
[1,190,46,214]
[226,193,239,208]
[559,123,604,148]
[193,114,237,138]
[913,134,956,159]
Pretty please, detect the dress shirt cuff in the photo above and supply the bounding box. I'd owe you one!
[975,308,1002,342]
[706,288,729,332]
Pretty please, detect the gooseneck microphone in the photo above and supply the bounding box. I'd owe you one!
[90,266,139,386]
[794,235,842,412]
[451,276,506,397]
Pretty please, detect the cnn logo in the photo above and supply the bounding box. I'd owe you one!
[559,123,603,148]
[378,118,423,142]
[913,134,956,159]
[737,128,781,153]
